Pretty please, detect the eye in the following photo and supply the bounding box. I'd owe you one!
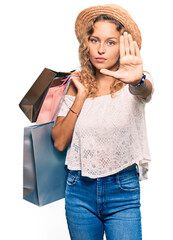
[90,38,98,43]
[108,41,116,46]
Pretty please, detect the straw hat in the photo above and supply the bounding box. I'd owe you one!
[75,4,142,49]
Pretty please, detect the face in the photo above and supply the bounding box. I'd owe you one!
[88,21,121,72]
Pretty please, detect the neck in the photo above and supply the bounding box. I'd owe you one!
[94,71,113,96]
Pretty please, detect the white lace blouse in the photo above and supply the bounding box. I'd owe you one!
[58,74,154,181]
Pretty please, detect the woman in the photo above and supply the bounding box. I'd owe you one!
[52,4,153,240]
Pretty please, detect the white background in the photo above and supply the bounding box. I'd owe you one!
[1,0,173,239]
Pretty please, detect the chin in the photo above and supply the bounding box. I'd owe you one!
[95,64,117,71]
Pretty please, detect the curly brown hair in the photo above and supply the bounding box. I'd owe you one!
[79,15,126,98]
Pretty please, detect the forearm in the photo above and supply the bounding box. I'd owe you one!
[52,93,86,151]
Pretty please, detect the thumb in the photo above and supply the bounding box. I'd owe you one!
[100,69,119,78]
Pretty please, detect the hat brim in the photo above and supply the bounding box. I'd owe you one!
[75,4,142,49]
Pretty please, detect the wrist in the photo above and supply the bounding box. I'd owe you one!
[76,91,88,100]
[129,73,147,96]
[131,73,146,87]
[69,107,79,118]
[69,92,87,117]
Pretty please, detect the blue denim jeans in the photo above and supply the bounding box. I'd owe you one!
[65,164,142,240]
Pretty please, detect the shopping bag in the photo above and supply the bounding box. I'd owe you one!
[23,123,68,206]
[23,77,71,206]
[36,81,66,125]
[19,68,73,122]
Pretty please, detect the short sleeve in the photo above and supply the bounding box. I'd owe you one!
[138,72,154,103]
[57,95,75,117]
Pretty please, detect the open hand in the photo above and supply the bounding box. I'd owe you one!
[100,32,143,85]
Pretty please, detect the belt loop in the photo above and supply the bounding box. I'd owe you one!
[77,170,81,178]
[136,163,139,174]
[116,171,119,185]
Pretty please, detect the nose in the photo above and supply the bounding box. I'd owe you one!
[98,43,105,55]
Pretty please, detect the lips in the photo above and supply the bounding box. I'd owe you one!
[95,58,106,63]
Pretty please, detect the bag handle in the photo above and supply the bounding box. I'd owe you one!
[51,75,72,123]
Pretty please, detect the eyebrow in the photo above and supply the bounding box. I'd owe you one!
[90,35,118,40]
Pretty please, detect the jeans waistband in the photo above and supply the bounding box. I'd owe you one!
[68,164,138,182]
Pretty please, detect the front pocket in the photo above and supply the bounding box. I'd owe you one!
[66,171,80,186]
[117,173,140,192]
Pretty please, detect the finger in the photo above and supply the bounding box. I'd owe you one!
[134,41,141,57]
[100,69,119,78]
[71,75,80,79]
[120,35,125,58]
[128,34,135,56]
[70,74,81,82]
[124,32,130,55]
[71,72,81,78]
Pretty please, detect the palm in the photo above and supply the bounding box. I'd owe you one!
[100,32,143,85]
[117,54,143,83]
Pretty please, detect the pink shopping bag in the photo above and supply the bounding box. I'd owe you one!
[36,78,69,124]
